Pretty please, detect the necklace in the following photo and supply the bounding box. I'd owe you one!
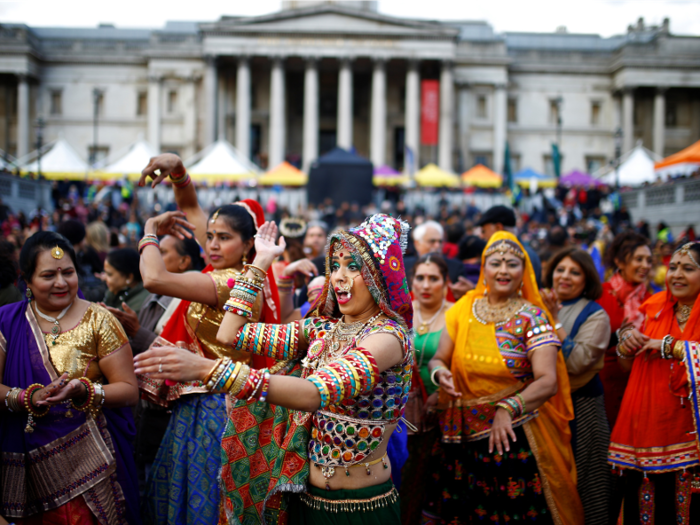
[415,300,446,336]
[34,302,74,345]
[676,303,693,325]
[472,297,524,326]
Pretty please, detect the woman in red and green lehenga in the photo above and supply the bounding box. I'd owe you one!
[609,241,700,523]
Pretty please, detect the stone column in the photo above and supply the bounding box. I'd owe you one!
[622,87,634,154]
[457,82,470,171]
[438,61,454,172]
[16,74,30,158]
[404,59,420,173]
[217,73,227,142]
[302,57,319,173]
[147,74,162,153]
[370,58,386,168]
[236,57,251,159]
[181,75,198,159]
[337,58,353,150]
[653,87,666,156]
[203,56,218,147]
[493,83,507,174]
[269,57,286,168]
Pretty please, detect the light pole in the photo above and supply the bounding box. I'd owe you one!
[555,96,563,152]
[34,117,45,179]
[614,127,623,190]
[91,88,100,167]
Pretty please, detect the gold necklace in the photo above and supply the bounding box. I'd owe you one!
[676,303,693,325]
[415,300,446,336]
[472,297,524,326]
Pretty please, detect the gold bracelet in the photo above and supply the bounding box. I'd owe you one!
[203,358,223,385]
[244,264,267,281]
[672,340,686,361]
[229,364,251,397]
[222,362,243,392]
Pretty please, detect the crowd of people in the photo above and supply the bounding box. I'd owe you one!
[0,151,699,525]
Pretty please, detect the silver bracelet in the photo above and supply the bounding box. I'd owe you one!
[430,366,447,387]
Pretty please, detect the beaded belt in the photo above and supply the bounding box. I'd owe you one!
[299,486,398,513]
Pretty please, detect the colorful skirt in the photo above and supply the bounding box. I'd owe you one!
[142,393,227,525]
[291,479,401,524]
[421,426,553,524]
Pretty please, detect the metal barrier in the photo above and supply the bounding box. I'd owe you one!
[619,178,700,233]
[0,174,53,215]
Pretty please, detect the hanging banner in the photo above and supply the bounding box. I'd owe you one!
[421,80,439,146]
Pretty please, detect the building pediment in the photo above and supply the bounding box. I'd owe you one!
[200,5,456,40]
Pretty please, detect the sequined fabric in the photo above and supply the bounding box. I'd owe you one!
[303,318,413,468]
[41,303,128,382]
[186,267,260,361]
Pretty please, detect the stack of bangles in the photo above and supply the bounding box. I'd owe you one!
[307,349,379,408]
[660,334,685,361]
[204,357,272,402]
[70,377,106,419]
[276,274,294,294]
[224,274,264,318]
[138,233,160,254]
[169,171,191,189]
[496,392,526,419]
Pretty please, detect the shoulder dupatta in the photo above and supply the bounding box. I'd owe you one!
[442,232,583,525]
[682,342,700,462]
[0,301,134,523]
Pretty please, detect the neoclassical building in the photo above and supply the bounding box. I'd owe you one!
[1,1,700,177]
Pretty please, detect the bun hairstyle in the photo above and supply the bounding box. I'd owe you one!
[106,248,142,283]
[207,205,256,242]
[172,231,205,271]
[605,231,650,270]
[19,231,78,283]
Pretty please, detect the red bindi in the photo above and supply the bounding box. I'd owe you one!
[339,252,344,257]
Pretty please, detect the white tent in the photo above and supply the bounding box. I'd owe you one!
[186,140,259,183]
[0,149,15,170]
[20,139,89,180]
[94,139,158,181]
[596,143,661,187]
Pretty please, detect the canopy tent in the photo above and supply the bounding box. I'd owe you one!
[655,139,700,177]
[414,163,460,187]
[20,139,89,180]
[307,148,374,206]
[0,150,16,170]
[373,165,409,186]
[259,161,307,186]
[461,164,502,188]
[186,140,259,183]
[93,139,158,181]
[560,170,602,187]
[514,167,557,188]
[596,144,661,186]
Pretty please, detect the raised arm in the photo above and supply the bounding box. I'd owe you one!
[139,153,208,248]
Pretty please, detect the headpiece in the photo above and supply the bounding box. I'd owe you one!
[308,214,413,329]
[279,217,307,239]
[51,246,65,260]
[210,208,221,223]
[483,239,525,260]
[675,242,700,269]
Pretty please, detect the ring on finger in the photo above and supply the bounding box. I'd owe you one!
[159,362,163,373]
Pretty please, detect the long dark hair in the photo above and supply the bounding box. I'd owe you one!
[605,231,650,271]
[410,253,449,283]
[208,205,256,242]
[19,231,78,283]
[172,233,204,271]
[106,248,142,283]
[545,247,603,300]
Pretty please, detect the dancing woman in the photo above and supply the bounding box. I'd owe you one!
[0,232,140,524]
[609,242,700,522]
[135,154,280,525]
[422,232,583,525]
[134,214,414,524]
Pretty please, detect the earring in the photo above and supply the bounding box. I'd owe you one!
[242,252,248,264]
[519,282,524,297]
[26,288,32,302]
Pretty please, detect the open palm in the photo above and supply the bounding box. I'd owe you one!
[255,221,286,261]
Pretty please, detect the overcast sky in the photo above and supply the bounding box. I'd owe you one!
[2,0,699,37]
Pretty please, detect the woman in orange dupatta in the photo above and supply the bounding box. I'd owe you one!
[422,232,582,525]
[609,242,700,523]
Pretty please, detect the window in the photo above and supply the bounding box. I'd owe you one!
[507,98,517,123]
[508,153,521,173]
[586,155,606,174]
[472,152,492,168]
[543,154,564,177]
[666,101,677,127]
[590,101,601,125]
[50,90,62,115]
[476,95,487,119]
[137,91,147,116]
[167,90,178,114]
[549,98,561,125]
[88,146,109,165]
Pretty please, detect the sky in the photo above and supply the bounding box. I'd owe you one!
[1,0,699,37]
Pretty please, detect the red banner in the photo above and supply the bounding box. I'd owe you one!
[421,80,440,146]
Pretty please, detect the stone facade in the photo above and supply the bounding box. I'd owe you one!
[1,5,699,176]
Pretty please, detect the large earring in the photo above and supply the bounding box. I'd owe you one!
[26,288,32,302]
[519,282,524,297]
[242,252,248,264]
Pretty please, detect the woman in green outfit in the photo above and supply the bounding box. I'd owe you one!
[401,254,452,524]
[102,248,150,314]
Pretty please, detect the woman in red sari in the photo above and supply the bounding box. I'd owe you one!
[608,242,700,522]
[597,232,652,428]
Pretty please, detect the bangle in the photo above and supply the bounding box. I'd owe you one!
[616,345,634,360]
[138,235,160,254]
[515,392,527,413]
[203,358,223,385]
[258,371,271,403]
[170,171,191,188]
[672,340,686,361]
[496,401,516,419]
[71,378,96,414]
[430,366,447,387]
[244,264,268,282]
[24,384,49,433]
[554,322,563,331]
[661,335,675,359]
[5,387,23,413]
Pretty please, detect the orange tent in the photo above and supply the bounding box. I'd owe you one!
[259,161,308,186]
[461,164,503,187]
[654,139,700,177]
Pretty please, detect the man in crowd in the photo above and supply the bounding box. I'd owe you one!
[304,220,328,259]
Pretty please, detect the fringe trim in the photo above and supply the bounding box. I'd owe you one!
[298,486,398,513]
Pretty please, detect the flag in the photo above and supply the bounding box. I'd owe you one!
[551,143,561,178]
[504,141,521,205]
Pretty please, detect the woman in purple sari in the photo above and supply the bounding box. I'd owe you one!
[0,231,141,525]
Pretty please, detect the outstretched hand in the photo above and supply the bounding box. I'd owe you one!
[139,153,186,188]
[254,221,286,266]
[145,211,196,240]
[133,346,214,383]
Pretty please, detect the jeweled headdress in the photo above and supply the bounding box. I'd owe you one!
[483,239,525,260]
[308,214,413,329]
[675,242,700,269]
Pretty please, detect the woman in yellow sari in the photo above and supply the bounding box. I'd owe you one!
[422,232,583,525]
